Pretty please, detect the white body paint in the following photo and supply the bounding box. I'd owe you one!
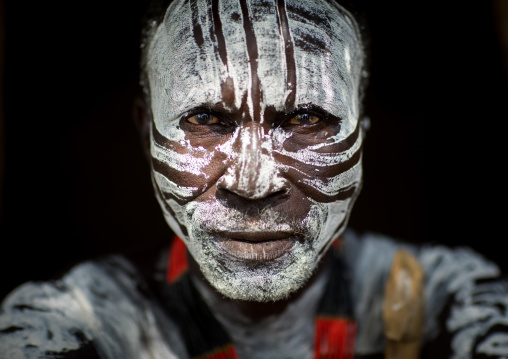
[2,231,508,358]
[344,230,508,358]
[0,257,186,359]
[193,264,328,359]
[145,0,365,301]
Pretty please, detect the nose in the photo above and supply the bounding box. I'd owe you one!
[216,123,290,203]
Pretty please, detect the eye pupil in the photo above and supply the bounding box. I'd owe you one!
[187,113,219,125]
[289,113,319,125]
[194,113,211,124]
[297,114,312,124]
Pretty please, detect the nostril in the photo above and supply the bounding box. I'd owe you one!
[267,188,291,201]
[216,186,291,211]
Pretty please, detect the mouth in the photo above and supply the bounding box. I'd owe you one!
[214,231,297,261]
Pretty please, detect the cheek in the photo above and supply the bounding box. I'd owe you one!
[150,125,229,203]
[282,127,337,152]
[272,122,363,203]
[274,148,362,204]
[315,201,352,252]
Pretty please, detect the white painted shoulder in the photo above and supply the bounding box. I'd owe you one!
[342,230,508,358]
[0,256,184,359]
[418,244,508,358]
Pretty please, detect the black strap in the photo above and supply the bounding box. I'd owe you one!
[160,274,234,358]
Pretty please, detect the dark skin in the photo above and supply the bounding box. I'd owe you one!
[135,95,335,322]
[136,0,363,325]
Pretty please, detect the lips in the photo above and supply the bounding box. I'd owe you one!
[214,231,296,261]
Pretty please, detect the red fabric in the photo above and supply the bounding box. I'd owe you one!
[166,236,356,358]
[166,236,188,284]
[200,344,238,359]
[313,318,357,359]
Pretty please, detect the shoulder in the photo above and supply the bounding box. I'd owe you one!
[342,230,508,358]
[0,255,183,359]
[418,243,508,358]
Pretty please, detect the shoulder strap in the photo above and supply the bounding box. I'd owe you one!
[314,246,357,359]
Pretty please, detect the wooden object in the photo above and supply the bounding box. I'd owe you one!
[383,250,425,359]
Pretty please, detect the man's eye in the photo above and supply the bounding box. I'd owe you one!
[187,113,219,125]
[288,113,321,125]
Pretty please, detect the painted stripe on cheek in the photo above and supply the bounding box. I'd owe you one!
[152,158,203,203]
[153,178,189,236]
[302,163,362,198]
[278,142,362,175]
[154,171,198,200]
[151,123,213,177]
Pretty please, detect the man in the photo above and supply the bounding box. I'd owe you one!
[1,0,507,358]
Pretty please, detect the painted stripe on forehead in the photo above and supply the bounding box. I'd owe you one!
[286,0,358,36]
[190,0,204,47]
[275,0,296,109]
[211,0,228,68]
[239,0,261,121]
[211,0,236,107]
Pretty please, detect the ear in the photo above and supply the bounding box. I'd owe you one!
[133,94,152,160]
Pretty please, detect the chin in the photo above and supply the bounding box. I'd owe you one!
[195,238,319,302]
[170,199,349,302]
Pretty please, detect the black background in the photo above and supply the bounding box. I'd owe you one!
[1,1,507,300]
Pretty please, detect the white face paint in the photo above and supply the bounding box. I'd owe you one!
[145,0,365,301]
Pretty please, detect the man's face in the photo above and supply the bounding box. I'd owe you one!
[145,0,365,301]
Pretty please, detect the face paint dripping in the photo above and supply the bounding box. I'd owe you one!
[146,0,366,301]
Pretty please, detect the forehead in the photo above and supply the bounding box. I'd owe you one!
[147,0,364,122]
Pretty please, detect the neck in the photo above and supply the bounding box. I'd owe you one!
[189,255,331,359]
